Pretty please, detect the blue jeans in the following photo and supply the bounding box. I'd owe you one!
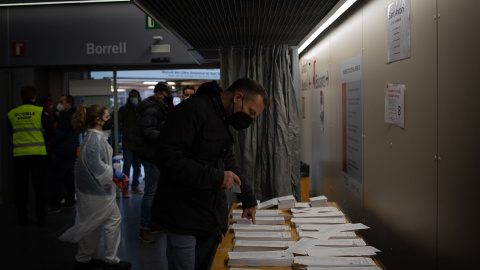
[165,229,221,270]
[140,161,159,230]
[122,150,141,187]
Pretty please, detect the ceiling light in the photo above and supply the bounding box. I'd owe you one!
[298,0,358,54]
[0,0,129,7]
[143,81,159,85]
[167,82,175,85]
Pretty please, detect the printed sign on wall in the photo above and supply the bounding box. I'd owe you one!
[385,0,411,63]
[342,54,363,199]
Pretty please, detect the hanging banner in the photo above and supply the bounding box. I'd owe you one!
[385,83,405,128]
[341,54,363,199]
[385,0,411,63]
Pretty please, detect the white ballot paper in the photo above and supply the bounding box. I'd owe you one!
[230,182,241,193]
[236,216,285,225]
[258,198,279,209]
[299,231,357,240]
[227,251,294,267]
[230,224,290,232]
[233,209,281,216]
[291,218,346,224]
[293,211,344,218]
[296,223,370,232]
[309,196,328,207]
[233,240,295,252]
[234,231,292,241]
[306,246,380,257]
[307,267,381,270]
[291,207,339,213]
[287,238,367,255]
[295,202,311,208]
[294,256,376,267]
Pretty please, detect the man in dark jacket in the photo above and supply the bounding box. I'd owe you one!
[154,78,270,269]
[135,82,171,243]
[118,89,143,197]
[48,94,79,212]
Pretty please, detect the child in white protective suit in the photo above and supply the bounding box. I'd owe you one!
[59,104,132,270]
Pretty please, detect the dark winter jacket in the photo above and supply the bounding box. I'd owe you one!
[118,101,138,151]
[135,95,168,163]
[153,81,257,236]
[50,106,78,160]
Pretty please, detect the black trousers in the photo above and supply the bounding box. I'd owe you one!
[49,157,76,207]
[13,155,48,221]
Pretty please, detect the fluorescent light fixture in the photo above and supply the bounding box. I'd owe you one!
[167,82,175,85]
[148,86,155,89]
[0,0,129,7]
[117,89,126,92]
[298,0,357,54]
[143,81,159,85]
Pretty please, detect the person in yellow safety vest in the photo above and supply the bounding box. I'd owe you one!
[8,85,54,227]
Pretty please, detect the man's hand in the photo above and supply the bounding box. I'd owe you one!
[242,207,256,224]
[222,171,241,189]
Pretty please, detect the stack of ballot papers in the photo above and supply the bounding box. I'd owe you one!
[230,224,290,232]
[309,195,328,207]
[278,195,296,209]
[305,246,380,257]
[232,240,295,252]
[296,223,370,232]
[235,216,285,225]
[291,217,346,225]
[298,231,358,239]
[232,209,281,217]
[291,206,339,213]
[294,202,311,208]
[258,198,279,209]
[287,238,367,255]
[292,211,344,218]
[294,256,377,269]
[227,251,294,267]
[234,231,292,241]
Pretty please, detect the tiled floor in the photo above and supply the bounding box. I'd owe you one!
[0,179,169,270]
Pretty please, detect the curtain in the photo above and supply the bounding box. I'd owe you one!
[220,45,301,202]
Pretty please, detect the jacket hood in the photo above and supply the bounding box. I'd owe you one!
[196,80,223,96]
[136,95,163,114]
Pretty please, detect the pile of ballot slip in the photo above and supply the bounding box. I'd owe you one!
[227,195,382,269]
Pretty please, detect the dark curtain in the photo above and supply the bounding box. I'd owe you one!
[220,45,301,202]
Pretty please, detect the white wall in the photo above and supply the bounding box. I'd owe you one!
[298,0,480,269]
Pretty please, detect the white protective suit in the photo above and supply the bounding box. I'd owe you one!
[59,129,121,264]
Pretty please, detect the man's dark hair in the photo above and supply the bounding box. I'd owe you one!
[62,94,75,106]
[182,86,195,95]
[227,78,270,108]
[20,85,36,101]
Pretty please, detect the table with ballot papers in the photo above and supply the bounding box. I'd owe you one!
[210,195,383,270]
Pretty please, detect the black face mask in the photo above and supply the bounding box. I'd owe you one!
[227,98,253,130]
[102,118,113,131]
[163,96,174,104]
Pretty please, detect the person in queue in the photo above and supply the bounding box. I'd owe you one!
[153,78,270,269]
[8,85,54,227]
[181,86,195,101]
[59,104,131,270]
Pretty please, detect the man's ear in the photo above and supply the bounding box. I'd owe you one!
[233,91,244,102]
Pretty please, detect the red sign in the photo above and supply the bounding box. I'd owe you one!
[12,42,26,56]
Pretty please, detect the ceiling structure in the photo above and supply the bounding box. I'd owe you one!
[132,0,340,63]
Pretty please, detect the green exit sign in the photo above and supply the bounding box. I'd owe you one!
[146,16,162,29]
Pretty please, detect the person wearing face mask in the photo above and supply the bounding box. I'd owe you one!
[59,104,131,270]
[182,86,196,102]
[118,89,143,198]
[48,94,79,213]
[134,81,172,243]
[152,78,270,269]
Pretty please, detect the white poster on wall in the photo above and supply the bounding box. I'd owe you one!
[341,54,363,199]
[385,83,405,128]
[385,0,411,63]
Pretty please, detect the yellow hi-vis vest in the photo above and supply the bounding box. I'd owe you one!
[8,104,47,157]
